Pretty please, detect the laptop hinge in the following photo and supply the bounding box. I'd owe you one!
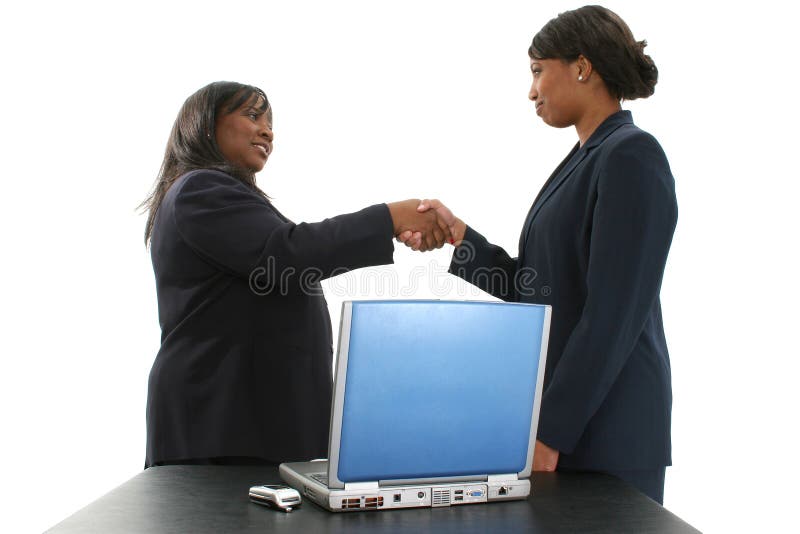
[344,481,380,491]
[487,474,519,483]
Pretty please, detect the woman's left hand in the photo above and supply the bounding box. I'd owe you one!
[532,439,559,471]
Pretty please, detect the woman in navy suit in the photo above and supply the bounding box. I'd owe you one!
[401,6,677,503]
[140,82,450,468]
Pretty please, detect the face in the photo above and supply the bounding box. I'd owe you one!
[528,58,582,128]
[215,95,273,173]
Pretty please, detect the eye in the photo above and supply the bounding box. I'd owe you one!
[248,112,259,121]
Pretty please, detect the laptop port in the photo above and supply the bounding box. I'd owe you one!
[342,497,361,509]
[467,489,483,497]
[364,496,384,509]
[498,486,508,496]
[417,491,425,499]
[393,493,401,503]
[454,490,464,495]
[454,495,464,501]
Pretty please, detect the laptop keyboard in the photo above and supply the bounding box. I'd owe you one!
[310,473,329,486]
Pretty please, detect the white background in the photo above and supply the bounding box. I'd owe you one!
[1,1,797,532]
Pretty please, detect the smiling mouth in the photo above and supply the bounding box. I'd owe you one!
[253,144,270,156]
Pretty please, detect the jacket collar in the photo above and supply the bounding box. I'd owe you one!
[519,110,634,254]
[583,109,633,151]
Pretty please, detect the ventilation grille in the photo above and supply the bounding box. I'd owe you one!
[365,496,384,509]
[432,489,451,506]
[342,497,361,509]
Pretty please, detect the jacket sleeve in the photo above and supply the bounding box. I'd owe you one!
[448,225,519,302]
[536,133,678,454]
[172,171,395,286]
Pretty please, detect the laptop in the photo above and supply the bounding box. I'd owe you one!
[280,299,551,511]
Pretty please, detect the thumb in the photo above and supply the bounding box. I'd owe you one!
[417,199,431,212]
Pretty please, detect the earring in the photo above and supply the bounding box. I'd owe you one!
[578,75,584,81]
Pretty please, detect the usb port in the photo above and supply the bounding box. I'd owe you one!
[454,495,464,501]
[454,490,464,495]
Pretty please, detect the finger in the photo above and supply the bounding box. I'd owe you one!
[423,231,437,251]
[434,213,453,243]
[427,210,448,245]
[396,230,413,243]
[431,224,445,246]
[409,232,423,250]
[417,199,431,212]
[436,209,455,228]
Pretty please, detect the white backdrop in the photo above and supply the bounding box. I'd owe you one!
[1,1,797,532]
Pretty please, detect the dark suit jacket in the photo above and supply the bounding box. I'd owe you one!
[146,169,394,466]
[450,111,677,469]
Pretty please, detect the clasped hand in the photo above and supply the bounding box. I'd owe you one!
[387,199,465,252]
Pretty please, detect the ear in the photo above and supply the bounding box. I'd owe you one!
[575,54,594,82]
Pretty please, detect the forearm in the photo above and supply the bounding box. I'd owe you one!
[448,225,519,301]
[253,203,395,284]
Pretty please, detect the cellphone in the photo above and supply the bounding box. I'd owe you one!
[249,484,302,512]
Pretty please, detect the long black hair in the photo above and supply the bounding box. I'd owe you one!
[529,5,658,101]
[140,81,270,245]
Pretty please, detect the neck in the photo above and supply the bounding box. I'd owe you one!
[575,100,622,146]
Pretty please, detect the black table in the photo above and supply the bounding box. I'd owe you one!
[47,466,700,533]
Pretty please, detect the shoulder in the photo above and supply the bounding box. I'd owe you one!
[598,125,671,179]
[171,169,267,209]
[174,169,258,196]
[593,125,675,203]
[602,124,667,161]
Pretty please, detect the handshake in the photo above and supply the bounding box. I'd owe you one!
[387,199,466,252]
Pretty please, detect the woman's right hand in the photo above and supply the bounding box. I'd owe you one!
[396,199,466,251]
[386,199,453,251]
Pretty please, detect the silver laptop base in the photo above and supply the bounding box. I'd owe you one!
[280,461,531,512]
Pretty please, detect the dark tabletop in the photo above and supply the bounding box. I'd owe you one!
[46,466,700,533]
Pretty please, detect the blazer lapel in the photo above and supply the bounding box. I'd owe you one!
[528,146,588,222]
[517,142,579,254]
[518,110,635,257]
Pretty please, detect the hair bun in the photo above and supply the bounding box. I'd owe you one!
[632,40,658,99]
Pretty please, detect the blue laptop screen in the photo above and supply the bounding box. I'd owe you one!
[337,300,546,482]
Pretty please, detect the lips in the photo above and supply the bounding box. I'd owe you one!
[535,102,544,115]
[253,143,271,157]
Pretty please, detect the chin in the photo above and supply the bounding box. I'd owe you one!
[542,117,572,129]
[248,160,267,174]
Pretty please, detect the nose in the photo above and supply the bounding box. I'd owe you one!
[528,81,538,102]
[260,123,274,142]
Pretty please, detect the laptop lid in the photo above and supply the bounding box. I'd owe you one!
[326,300,551,489]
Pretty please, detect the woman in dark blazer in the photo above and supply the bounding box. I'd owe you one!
[140,81,450,468]
[402,6,677,503]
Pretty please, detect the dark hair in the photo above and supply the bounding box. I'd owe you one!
[528,5,657,101]
[140,81,270,245]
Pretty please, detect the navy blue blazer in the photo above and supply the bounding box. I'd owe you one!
[146,169,394,466]
[450,111,677,469]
